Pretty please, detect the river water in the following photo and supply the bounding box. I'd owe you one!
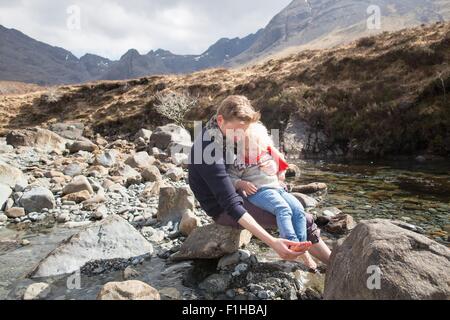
[0,159,448,299]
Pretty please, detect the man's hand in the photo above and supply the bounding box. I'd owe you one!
[236,180,258,196]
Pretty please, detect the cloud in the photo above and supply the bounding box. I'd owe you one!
[0,0,292,59]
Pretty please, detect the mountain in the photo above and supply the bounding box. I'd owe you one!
[0,24,260,85]
[0,0,449,85]
[228,0,450,65]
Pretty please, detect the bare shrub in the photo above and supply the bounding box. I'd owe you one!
[154,91,198,127]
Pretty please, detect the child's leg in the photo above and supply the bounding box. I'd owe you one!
[248,188,299,242]
[278,189,308,242]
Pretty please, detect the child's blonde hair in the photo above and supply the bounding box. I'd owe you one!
[245,121,274,152]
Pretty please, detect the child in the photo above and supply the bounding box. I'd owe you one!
[227,122,317,270]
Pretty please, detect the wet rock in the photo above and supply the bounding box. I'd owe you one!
[68,140,99,153]
[123,266,140,280]
[141,165,162,182]
[97,280,160,300]
[179,209,200,236]
[159,287,181,300]
[6,128,66,153]
[199,273,232,294]
[23,283,51,300]
[324,219,450,300]
[149,124,191,151]
[165,167,185,181]
[323,213,356,235]
[29,215,154,278]
[292,193,318,209]
[291,182,328,194]
[0,183,12,210]
[19,187,55,213]
[0,160,28,189]
[171,224,252,260]
[157,185,195,223]
[5,207,25,218]
[125,151,155,170]
[62,175,94,196]
[94,150,117,167]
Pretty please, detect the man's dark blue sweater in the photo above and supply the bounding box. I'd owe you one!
[188,126,247,222]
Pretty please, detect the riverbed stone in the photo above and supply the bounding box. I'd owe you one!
[5,207,25,218]
[23,282,51,300]
[157,185,195,223]
[62,175,94,196]
[179,209,200,236]
[149,124,191,151]
[19,187,55,213]
[171,223,252,260]
[292,193,318,209]
[68,140,98,153]
[6,127,66,153]
[97,280,160,300]
[94,150,117,167]
[141,165,162,182]
[291,183,328,194]
[323,213,356,235]
[0,160,28,189]
[125,151,155,170]
[0,183,12,210]
[62,190,91,203]
[165,167,185,181]
[323,219,450,300]
[29,215,154,278]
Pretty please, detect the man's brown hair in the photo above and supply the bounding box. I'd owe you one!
[217,95,260,123]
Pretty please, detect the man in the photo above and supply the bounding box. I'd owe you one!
[188,95,330,263]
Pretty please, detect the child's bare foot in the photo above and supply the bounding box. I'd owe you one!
[300,252,318,271]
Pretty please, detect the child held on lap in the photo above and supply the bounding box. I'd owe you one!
[227,122,317,269]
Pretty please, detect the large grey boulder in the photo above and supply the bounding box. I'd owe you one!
[323,219,450,300]
[6,128,66,153]
[19,187,55,213]
[171,223,252,261]
[149,124,191,151]
[157,185,195,223]
[29,215,154,278]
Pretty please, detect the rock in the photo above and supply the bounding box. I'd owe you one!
[415,155,427,163]
[217,251,241,270]
[324,213,356,235]
[94,134,108,147]
[123,266,140,280]
[5,207,25,218]
[140,181,162,198]
[285,164,300,178]
[63,163,83,177]
[199,274,232,294]
[291,183,328,194]
[317,207,342,218]
[141,226,165,243]
[141,165,162,182]
[62,175,94,196]
[56,213,71,223]
[0,214,7,223]
[6,128,67,153]
[62,190,91,203]
[125,152,155,170]
[159,287,181,300]
[68,140,99,153]
[171,224,252,260]
[97,280,160,300]
[82,191,106,210]
[171,153,188,166]
[0,183,12,210]
[165,167,185,181]
[19,187,55,213]
[94,150,117,167]
[292,193,318,209]
[157,185,195,223]
[29,215,154,278]
[49,122,84,140]
[283,116,329,156]
[135,128,152,141]
[23,283,51,300]
[149,124,191,151]
[324,219,450,300]
[0,160,28,189]
[93,204,108,220]
[179,210,200,236]
[109,165,142,186]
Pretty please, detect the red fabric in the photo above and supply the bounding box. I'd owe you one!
[267,146,289,172]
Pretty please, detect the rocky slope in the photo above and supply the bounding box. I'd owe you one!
[1,22,449,158]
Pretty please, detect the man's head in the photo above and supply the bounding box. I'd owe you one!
[216,95,260,142]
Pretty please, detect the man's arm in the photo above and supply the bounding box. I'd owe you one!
[238,212,307,261]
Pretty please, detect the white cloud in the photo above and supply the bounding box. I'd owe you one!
[0,0,292,59]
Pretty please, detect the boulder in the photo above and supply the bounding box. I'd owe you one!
[0,183,12,210]
[49,122,84,140]
[94,150,117,167]
[323,213,356,235]
[0,160,28,189]
[140,181,162,199]
[323,219,450,300]
[157,186,195,223]
[141,226,165,243]
[135,129,152,141]
[171,223,252,260]
[179,210,201,236]
[97,280,160,300]
[63,163,83,177]
[62,190,91,203]
[291,182,328,194]
[165,167,185,181]
[68,140,99,153]
[149,124,191,151]
[30,215,154,278]
[23,282,51,300]
[125,152,155,170]
[19,187,55,213]
[292,193,318,209]
[109,165,142,186]
[141,165,162,182]
[62,175,94,196]
[5,207,26,218]
[6,128,66,153]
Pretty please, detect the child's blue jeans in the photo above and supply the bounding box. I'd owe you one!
[248,187,307,242]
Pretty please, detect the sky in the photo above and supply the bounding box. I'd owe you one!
[0,0,292,60]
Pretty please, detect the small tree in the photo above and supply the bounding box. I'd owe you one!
[154,91,198,127]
